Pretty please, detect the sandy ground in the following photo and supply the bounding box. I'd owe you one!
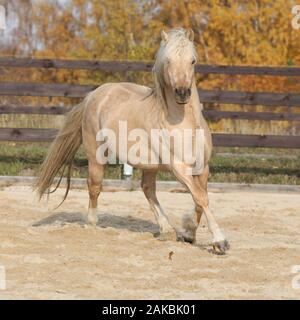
[0,185,299,300]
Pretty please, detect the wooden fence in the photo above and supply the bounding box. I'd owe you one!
[0,57,300,148]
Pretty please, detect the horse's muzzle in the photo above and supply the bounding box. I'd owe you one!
[174,87,191,104]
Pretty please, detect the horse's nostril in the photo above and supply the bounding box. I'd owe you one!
[187,88,191,96]
[175,88,185,96]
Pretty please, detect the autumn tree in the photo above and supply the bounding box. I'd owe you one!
[1,0,300,134]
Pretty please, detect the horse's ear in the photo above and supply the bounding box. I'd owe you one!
[161,30,169,42]
[186,28,194,42]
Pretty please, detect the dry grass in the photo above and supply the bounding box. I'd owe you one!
[0,143,299,185]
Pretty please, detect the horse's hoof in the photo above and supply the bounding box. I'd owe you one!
[177,232,196,244]
[212,240,230,255]
[86,217,98,226]
[156,231,177,242]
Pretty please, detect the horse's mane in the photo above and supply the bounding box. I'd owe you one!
[152,28,198,110]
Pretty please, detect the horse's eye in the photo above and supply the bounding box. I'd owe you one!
[192,59,196,65]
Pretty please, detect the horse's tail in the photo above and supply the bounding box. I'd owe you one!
[35,102,85,203]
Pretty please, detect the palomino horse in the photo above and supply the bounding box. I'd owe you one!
[36,28,229,254]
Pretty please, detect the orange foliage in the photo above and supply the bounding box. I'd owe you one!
[1,0,300,134]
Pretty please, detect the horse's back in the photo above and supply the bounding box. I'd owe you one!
[89,82,152,103]
[84,82,155,129]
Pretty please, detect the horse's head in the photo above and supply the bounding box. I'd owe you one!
[155,28,197,105]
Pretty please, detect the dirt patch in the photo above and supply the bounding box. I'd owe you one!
[0,186,299,299]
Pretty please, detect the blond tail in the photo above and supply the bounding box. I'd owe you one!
[35,102,85,202]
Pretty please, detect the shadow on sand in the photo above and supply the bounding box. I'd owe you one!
[32,212,217,253]
[32,212,159,235]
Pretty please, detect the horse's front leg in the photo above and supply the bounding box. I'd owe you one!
[173,164,229,254]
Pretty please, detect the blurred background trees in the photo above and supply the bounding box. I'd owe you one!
[2,0,299,66]
[0,0,300,134]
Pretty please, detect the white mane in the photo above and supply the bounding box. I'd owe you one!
[153,28,197,109]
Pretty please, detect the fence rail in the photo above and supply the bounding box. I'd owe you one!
[0,57,300,148]
[1,105,300,121]
[1,57,300,76]
[1,82,300,107]
[0,127,299,148]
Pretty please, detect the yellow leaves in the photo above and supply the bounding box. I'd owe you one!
[200,0,297,66]
[3,0,300,90]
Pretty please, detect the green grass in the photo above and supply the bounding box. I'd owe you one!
[0,143,299,185]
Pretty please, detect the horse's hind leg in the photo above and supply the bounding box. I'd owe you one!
[181,206,203,244]
[86,160,105,225]
[141,170,177,241]
[180,168,207,244]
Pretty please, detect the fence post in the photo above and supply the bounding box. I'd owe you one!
[0,2,6,31]
[122,163,133,181]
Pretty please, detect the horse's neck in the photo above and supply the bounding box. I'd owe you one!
[163,80,202,128]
